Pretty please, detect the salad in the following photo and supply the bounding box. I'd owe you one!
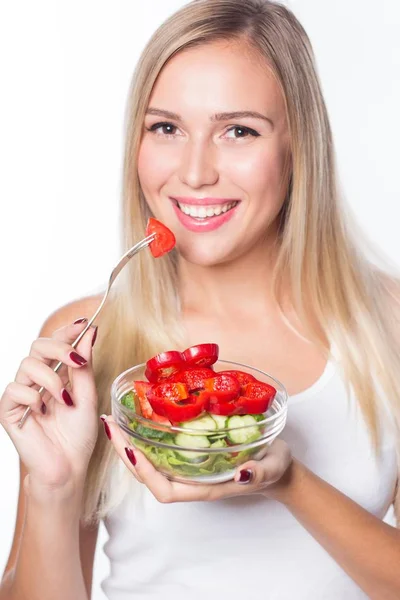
[119,344,277,478]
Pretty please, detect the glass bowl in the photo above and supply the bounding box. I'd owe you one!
[111,359,288,484]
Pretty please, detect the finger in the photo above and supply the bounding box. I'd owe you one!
[29,337,89,371]
[101,416,219,503]
[103,415,163,491]
[231,439,291,488]
[29,319,90,368]
[69,326,98,408]
[14,357,75,408]
[0,381,46,418]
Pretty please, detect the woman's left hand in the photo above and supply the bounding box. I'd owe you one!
[101,415,294,503]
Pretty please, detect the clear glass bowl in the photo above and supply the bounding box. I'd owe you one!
[111,359,288,484]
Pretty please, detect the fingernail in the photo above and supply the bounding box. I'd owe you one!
[61,388,74,406]
[73,317,88,324]
[91,326,98,347]
[100,416,111,440]
[238,469,253,484]
[41,402,47,415]
[69,351,87,366]
[125,447,137,466]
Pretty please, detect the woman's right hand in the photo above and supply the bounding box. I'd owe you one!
[0,320,99,501]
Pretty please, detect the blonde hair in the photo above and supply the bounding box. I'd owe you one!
[81,0,400,526]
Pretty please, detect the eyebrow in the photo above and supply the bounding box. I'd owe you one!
[146,107,273,126]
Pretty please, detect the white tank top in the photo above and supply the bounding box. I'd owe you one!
[100,355,398,600]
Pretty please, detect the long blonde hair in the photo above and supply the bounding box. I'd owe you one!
[81,0,400,526]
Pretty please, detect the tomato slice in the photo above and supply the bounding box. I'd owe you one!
[235,382,276,414]
[167,367,215,391]
[182,343,219,367]
[145,218,176,258]
[218,370,257,387]
[145,350,185,383]
[133,381,153,418]
[203,374,241,402]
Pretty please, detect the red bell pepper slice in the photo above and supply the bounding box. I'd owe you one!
[218,370,257,387]
[207,398,238,416]
[145,350,185,383]
[151,412,171,425]
[162,394,208,422]
[235,382,276,414]
[145,218,176,258]
[133,381,153,418]
[167,367,215,391]
[146,381,189,416]
[182,343,219,368]
[203,374,241,402]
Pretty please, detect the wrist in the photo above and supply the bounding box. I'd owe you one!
[26,475,85,510]
[263,458,307,504]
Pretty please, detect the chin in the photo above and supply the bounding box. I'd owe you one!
[177,242,230,267]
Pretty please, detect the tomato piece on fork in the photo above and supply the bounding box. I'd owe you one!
[145,218,176,258]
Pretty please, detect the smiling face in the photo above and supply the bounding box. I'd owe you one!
[137,39,291,266]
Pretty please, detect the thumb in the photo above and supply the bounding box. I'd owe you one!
[233,439,292,487]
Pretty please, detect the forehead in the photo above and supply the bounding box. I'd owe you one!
[148,40,285,120]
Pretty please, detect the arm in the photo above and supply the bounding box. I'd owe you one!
[0,462,98,600]
[1,296,102,600]
[1,486,89,600]
[269,459,400,600]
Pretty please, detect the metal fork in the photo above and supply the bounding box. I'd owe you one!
[17,233,156,429]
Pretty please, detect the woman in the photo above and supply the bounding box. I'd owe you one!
[1,1,400,598]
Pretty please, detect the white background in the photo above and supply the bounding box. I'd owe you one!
[0,1,399,598]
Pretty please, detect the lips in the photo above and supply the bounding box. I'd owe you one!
[171,198,240,233]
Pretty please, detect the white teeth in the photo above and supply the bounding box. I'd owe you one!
[177,201,237,218]
[198,206,207,218]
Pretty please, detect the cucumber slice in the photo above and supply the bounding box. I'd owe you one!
[180,414,217,432]
[210,438,228,449]
[211,414,228,429]
[121,391,136,410]
[174,433,211,448]
[174,432,211,463]
[208,432,227,442]
[226,415,261,444]
[174,450,210,463]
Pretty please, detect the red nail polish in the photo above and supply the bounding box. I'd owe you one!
[41,402,47,415]
[73,317,88,324]
[70,351,87,366]
[239,469,253,484]
[61,388,73,406]
[91,326,98,347]
[125,447,137,466]
[100,417,111,440]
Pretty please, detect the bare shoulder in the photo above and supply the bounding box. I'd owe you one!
[40,293,104,336]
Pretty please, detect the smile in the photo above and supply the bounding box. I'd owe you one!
[175,200,239,219]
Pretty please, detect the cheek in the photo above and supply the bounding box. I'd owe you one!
[223,142,290,199]
[137,139,173,193]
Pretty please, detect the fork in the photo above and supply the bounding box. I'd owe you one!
[17,233,156,429]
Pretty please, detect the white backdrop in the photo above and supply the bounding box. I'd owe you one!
[0,1,399,598]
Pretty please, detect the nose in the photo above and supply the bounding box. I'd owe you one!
[178,139,219,189]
